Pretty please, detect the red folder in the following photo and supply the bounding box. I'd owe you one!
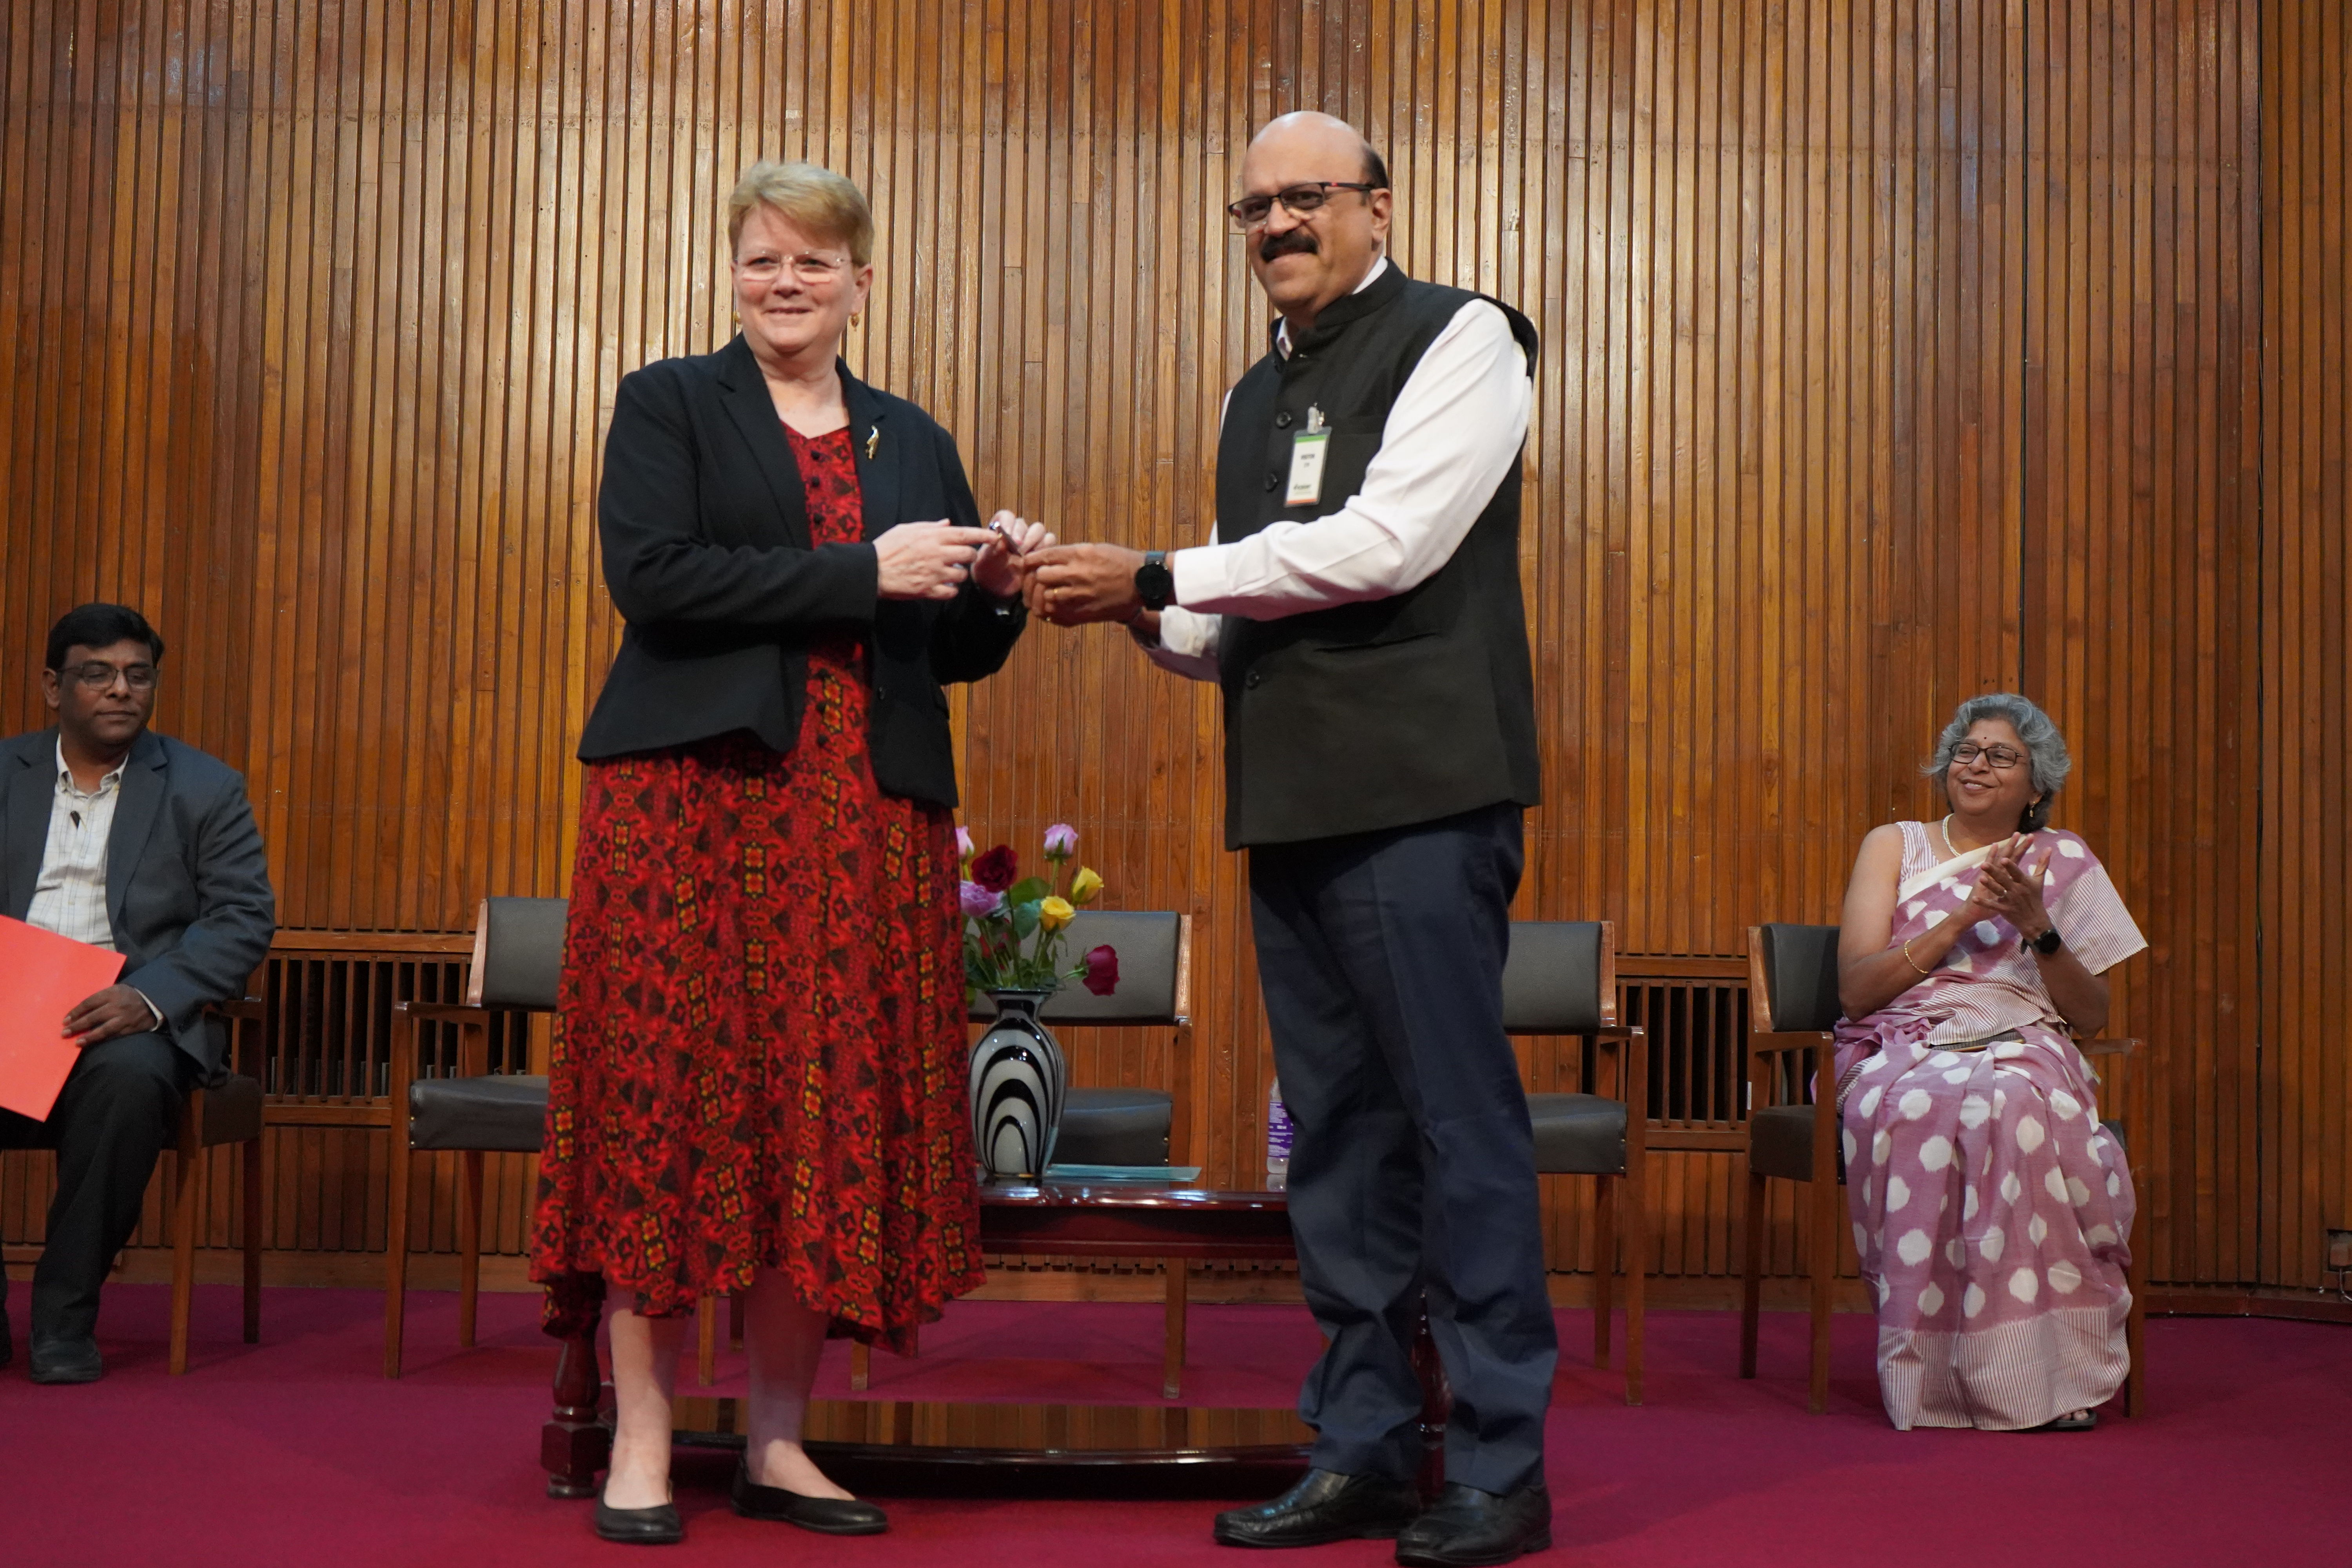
[0,915,125,1121]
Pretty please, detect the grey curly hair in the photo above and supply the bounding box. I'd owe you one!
[1921,692,2071,832]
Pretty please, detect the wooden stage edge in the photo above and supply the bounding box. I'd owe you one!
[648,1396,1315,1499]
[87,1248,2352,1323]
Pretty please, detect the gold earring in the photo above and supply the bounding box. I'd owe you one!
[849,312,863,328]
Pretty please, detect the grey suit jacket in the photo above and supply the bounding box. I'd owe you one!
[2,728,276,1076]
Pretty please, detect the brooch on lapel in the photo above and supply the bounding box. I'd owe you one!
[864,426,880,460]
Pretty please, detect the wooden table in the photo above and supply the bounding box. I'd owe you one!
[539,1178,1445,1497]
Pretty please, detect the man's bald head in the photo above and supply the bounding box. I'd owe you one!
[1247,111,1388,188]
[1237,112,1394,332]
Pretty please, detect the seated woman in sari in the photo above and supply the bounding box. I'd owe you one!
[1833,693,2147,1431]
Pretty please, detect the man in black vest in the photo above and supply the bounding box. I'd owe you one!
[1024,112,1553,1566]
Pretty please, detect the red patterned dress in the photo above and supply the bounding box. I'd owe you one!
[531,425,984,1350]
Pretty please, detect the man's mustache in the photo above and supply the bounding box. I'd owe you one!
[1259,229,1318,262]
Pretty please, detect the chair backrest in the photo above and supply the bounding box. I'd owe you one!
[1750,922,1842,1033]
[466,897,570,1011]
[969,910,1187,1027]
[1499,920,1613,1034]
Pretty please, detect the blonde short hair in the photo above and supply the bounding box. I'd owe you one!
[726,160,874,266]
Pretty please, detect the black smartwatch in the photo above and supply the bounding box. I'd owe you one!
[1134,550,1174,612]
[2024,924,2063,956]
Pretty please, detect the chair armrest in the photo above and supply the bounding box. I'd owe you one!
[395,1001,497,1025]
[2077,1036,2143,1057]
[1585,1026,1642,1045]
[211,998,265,1024]
[1749,1030,1836,1055]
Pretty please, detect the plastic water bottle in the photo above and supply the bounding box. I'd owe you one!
[1266,1078,1294,1191]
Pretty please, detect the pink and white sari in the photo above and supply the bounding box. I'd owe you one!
[1835,821,2148,1430]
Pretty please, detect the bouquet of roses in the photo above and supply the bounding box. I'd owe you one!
[959,822,1119,999]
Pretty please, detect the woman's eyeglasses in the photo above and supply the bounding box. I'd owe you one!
[1226,181,1382,231]
[736,252,850,285]
[1950,741,2025,770]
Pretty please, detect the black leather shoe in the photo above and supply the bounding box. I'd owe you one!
[27,1335,103,1385]
[1394,1483,1551,1567]
[731,1463,888,1535]
[1213,1468,1421,1548]
[592,1494,684,1545]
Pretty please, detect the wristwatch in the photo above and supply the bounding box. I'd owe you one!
[1133,550,1174,612]
[2024,924,2063,956]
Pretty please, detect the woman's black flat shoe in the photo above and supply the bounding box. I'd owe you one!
[731,1464,888,1535]
[2024,1409,2098,1433]
[593,1495,685,1544]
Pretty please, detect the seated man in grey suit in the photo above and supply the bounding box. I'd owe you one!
[0,604,275,1382]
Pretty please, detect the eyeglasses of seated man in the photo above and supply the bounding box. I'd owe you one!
[59,660,159,693]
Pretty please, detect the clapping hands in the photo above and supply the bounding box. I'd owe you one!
[1964,833,2057,942]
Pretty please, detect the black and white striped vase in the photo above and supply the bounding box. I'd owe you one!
[967,989,1067,1180]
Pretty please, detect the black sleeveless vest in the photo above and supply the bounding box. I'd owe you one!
[1212,265,1542,848]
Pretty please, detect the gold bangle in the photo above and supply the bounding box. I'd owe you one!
[1902,938,1933,976]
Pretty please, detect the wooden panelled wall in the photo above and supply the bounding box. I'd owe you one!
[0,1,2343,1292]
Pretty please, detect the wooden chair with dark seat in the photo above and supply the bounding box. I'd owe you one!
[383,895,563,1377]
[1739,921,2149,1416]
[0,996,265,1374]
[849,908,1195,1394]
[1507,920,1649,1404]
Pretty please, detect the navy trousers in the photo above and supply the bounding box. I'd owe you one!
[0,1032,192,1341]
[1248,802,1555,1494]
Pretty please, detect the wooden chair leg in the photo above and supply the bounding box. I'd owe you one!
[1590,1172,1617,1370]
[169,1096,204,1376]
[1739,1167,1767,1378]
[457,1151,485,1349]
[850,1340,871,1392]
[383,1132,413,1379]
[1163,1258,1189,1399]
[697,1294,718,1387]
[241,1133,263,1344]
[1622,1175,1646,1407]
[1808,1174,1838,1414]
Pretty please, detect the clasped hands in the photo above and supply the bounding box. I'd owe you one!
[873,519,1151,626]
[872,511,1054,601]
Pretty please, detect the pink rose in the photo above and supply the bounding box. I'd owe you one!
[958,880,1000,918]
[956,826,976,862]
[1080,944,1120,997]
[1044,822,1078,858]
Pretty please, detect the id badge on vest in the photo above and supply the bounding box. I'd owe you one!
[1285,406,1331,507]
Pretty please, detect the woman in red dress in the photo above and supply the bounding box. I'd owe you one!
[532,160,1047,1545]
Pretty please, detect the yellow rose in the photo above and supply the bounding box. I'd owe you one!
[1070,867,1104,906]
[1038,895,1075,931]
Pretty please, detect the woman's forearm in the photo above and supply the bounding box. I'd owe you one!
[2033,945,2110,1034]
[1839,920,1967,1020]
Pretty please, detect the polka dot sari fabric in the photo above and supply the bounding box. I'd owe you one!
[1833,822,2144,1430]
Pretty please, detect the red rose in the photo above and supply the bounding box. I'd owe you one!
[971,844,1018,893]
[1080,944,1120,997]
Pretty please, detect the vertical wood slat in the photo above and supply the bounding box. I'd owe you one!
[0,3,2319,1290]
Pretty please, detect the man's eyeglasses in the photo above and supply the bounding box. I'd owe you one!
[58,662,158,692]
[1950,741,2025,771]
[736,251,851,285]
[1227,181,1383,232]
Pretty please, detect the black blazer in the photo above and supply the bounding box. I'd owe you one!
[577,336,1025,807]
[1,728,277,1076]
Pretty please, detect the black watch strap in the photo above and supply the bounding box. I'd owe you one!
[2027,924,2063,956]
[1134,550,1174,612]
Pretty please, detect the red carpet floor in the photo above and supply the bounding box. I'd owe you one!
[1,1282,2345,1566]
